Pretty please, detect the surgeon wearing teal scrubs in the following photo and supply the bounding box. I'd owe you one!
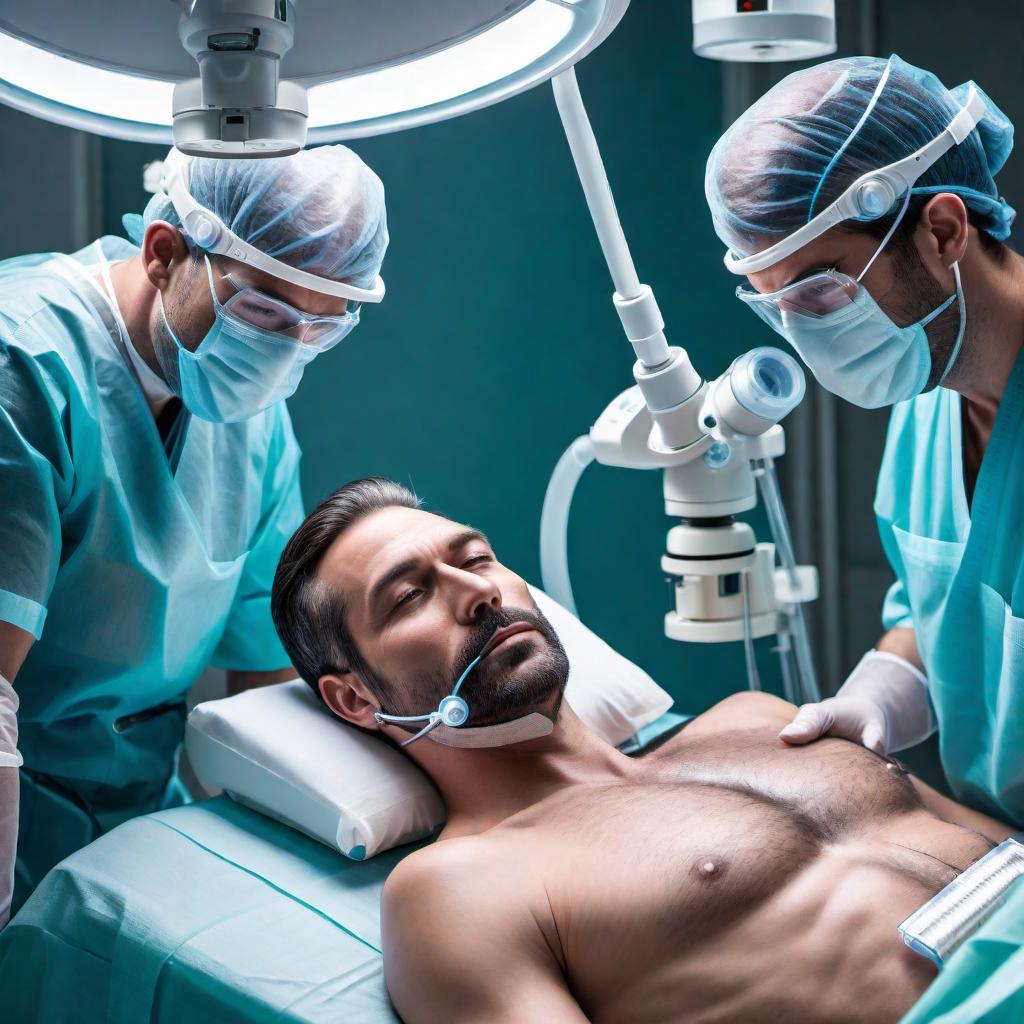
[705,55,1024,826]
[0,145,389,921]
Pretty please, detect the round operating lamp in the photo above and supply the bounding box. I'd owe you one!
[0,0,629,154]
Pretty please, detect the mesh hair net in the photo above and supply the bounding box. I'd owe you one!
[124,145,388,289]
[706,54,1015,259]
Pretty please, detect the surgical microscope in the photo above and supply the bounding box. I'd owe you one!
[539,69,821,705]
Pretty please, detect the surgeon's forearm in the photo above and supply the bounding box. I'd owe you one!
[0,621,35,682]
[876,626,925,674]
[0,768,17,927]
[226,667,295,696]
[0,670,22,928]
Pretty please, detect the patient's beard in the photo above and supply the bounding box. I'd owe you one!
[369,606,570,734]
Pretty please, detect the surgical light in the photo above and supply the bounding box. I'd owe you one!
[0,0,628,157]
[692,0,836,62]
[173,1,306,157]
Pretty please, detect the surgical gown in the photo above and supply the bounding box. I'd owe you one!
[0,237,305,907]
[876,347,1024,827]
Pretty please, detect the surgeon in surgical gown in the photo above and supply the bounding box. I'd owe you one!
[0,145,389,921]
[706,55,1024,829]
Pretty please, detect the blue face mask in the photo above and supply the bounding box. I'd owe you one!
[738,188,968,411]
[157,257,359,423]
[775,261,966,409]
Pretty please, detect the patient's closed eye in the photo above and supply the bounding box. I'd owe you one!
[387,554,493,615]
[393,588,423,611]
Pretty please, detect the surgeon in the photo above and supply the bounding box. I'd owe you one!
[0,144,388,923]
[705,54,1024,827]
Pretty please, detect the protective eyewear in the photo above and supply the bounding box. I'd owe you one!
[736,186,916,331]
[215,261,360,349]
[736,269,866,332]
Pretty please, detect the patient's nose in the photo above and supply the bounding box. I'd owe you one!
[454,571,502,624]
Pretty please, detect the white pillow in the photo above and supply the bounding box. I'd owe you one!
[185,587,673,860]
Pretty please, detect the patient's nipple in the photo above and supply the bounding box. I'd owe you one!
[693,857,728,881]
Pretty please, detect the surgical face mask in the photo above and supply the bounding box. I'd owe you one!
[157,255,360,423]
[737,212,966,408]
[373,607,568,748]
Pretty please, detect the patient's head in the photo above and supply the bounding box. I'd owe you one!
[272,478,568,743]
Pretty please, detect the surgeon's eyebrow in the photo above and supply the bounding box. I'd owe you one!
[365,529,493,616]
[219,261,324,309]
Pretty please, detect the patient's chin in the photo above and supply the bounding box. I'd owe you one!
[489,633,542,671]
[467,638,568,727]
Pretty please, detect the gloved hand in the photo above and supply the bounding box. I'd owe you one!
[779,650,935,756]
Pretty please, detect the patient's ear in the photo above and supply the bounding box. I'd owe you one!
[318,671,380,730]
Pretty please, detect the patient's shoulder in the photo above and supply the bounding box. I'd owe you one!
[683,690,795,738]
[383,833,520,917]
[382,836,539,983]
[385,835,484,889]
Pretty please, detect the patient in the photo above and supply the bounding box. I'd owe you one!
[270,478,1015,1024]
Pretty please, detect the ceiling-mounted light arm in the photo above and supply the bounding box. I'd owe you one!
[173,0,308,157]
[552,68,705,452]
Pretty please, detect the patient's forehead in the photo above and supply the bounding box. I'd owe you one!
[317,505,470,595]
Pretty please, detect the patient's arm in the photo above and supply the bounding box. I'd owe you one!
[909,777,1016,844]
[381,841,588,1024]
[680,689,796,738]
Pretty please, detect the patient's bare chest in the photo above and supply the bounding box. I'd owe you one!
[507,729,926,1005]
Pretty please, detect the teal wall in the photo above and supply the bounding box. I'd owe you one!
[102,0,783,713]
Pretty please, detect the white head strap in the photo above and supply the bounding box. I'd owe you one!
[725,84,987,276]
[424,713,555,748]
[159,149,385,303]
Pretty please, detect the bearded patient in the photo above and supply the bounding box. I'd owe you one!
[270,477,1015,1024]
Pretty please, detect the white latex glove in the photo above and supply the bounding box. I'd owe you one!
[779,650,935,756]
[0,672,22,928]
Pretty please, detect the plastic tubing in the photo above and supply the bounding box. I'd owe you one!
[540,435,596,616]
[741,571,762,691]
[755,457,821,704]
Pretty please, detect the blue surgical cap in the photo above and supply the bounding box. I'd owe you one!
[124,144,388,290]
[706,54,1015,259]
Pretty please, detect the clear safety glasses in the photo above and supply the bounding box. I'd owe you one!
[736,269,861,332]
[736,189,912,331]
[213,260,360,349]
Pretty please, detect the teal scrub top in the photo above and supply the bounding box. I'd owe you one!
[876,348,1024,826]
[0,237,305,890]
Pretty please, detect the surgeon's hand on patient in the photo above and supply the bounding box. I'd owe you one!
[781,691,890,753]
[779,647,936,756]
